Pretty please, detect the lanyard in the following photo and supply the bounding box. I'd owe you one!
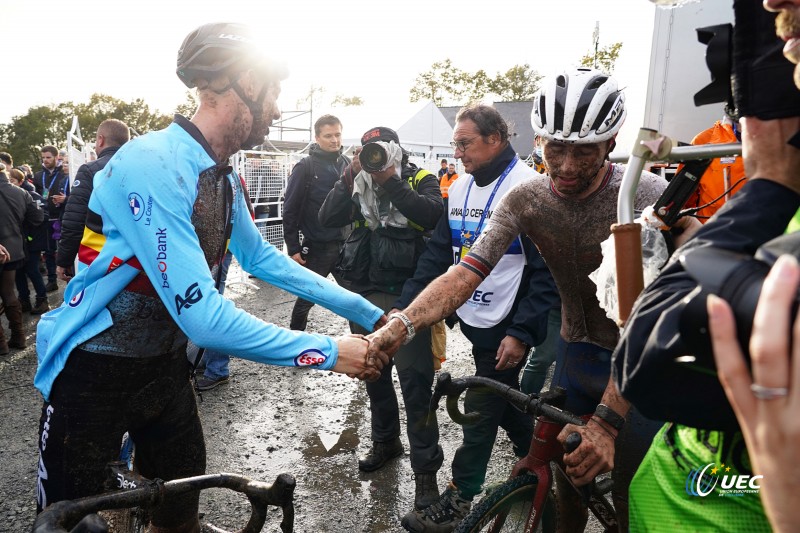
[460,156,518,245]
[42,168,60,192]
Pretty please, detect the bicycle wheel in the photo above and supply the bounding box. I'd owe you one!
[455,474,556,533]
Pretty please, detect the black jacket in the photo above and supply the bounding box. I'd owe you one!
[613,179,800,430]
[57,146,121,268]
[319,162,443,294]
[282,144,350,255]
[34,165,70,220]
[0,173,45,262]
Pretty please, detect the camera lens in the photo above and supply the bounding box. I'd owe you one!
[359,143,388,173]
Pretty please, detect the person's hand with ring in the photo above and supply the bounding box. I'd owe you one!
[708,254,800,533]
[494,335,527,371]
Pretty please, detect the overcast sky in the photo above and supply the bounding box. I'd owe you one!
[5,0,689,149]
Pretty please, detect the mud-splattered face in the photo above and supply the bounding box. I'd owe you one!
[542,139,609,199]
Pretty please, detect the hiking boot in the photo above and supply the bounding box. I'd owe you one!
[358,437,403,472]
[413,472,440,510]
[31,297,50,315]
[6,301,26,349]
[45,280,59,292]
[195,374,229,391]
[401,482,472,533]
[20,299,32,313]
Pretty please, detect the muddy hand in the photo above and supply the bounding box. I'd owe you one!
[558,420,615,486]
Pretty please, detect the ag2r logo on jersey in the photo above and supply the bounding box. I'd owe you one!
[128,193,145,221]
[175,283,203,315]
[294,349,328,367]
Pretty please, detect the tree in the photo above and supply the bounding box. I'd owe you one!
[174,91,200,118]
[410,60,540,106]
[0,94,172,166]
[580,42,623,75]
[489,64,542,102]
[409,59,480,106]
[331,94,364,107]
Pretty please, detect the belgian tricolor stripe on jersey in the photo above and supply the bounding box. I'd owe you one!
[78,209,154,295]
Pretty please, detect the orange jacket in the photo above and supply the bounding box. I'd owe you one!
[440,172,459,198]
[684,121,745,221]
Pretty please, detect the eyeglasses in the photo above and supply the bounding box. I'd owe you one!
[450,136,480,152]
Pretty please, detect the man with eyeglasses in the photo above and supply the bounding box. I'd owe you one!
[397,103,557,532]
[372,68,671,532]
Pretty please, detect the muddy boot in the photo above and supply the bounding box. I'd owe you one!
[358,437,403,472]
[31,297,50,315]
[413,472,440,510]
[6,301,26,349]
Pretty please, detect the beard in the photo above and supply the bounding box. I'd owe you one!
[776,9,800,89]
[241,110,269,151]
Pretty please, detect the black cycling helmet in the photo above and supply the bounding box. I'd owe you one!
[176,22,287,89]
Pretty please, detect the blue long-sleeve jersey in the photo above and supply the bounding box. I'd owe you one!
[34,117,382,401]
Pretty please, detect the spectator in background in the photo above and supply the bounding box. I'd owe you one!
[0,163,44,353]
[439,163,459,199]
[34,145,69,292]
[0,152,13,172]
[9,169,49,314]
[282,114,351,331]
[18,164,35,188]
[683,119,746,221]
[319,126,443,504]
[438,158,448,179]
[57,119,130,281]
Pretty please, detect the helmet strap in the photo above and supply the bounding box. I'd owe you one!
[231,75,270,150]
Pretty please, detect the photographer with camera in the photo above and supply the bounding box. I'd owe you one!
[612,1,800,531]
[319,127,444,506]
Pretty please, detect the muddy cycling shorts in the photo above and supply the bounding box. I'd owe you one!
[36,346,205,528]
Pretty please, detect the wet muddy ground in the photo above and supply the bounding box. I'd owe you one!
[0,267,602,532]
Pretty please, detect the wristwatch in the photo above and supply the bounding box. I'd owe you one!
[593,404,625,431]
[388,312,415,345]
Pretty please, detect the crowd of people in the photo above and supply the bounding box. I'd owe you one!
[2,1,800,531]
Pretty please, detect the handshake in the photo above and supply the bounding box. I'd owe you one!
[332,313,409,381]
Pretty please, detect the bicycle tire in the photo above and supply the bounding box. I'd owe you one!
[454,474,556,533]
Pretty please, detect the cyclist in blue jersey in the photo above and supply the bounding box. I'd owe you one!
[34,22,386,531]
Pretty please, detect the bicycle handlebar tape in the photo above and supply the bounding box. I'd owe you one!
[611,222,644,325]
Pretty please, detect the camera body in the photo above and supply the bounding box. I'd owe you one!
[358,141,391,173]
[679,232,800,366]
[696,0,800,119]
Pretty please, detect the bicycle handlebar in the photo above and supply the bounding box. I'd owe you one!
[431,372,585,452]
[32,464,296,533]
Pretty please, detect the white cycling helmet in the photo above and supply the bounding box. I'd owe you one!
[531,67,626,144]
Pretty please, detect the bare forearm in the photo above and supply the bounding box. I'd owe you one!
[600,376,630,418]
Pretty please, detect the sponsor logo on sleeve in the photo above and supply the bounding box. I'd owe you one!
[175,282,203,315]
[68,289,85,307]
[155,228,169,288]
[294,349,328,367]
[72,179,81,187]
[128,193,144,221]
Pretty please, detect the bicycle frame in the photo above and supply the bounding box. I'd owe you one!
[613,128,742,321]
[32,462,296,533]
[431,373,617,532]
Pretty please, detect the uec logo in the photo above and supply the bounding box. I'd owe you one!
[685,463,763,497]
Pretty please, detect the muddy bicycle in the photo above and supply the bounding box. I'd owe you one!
[430,372,618,533]
[32,461,296,533]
